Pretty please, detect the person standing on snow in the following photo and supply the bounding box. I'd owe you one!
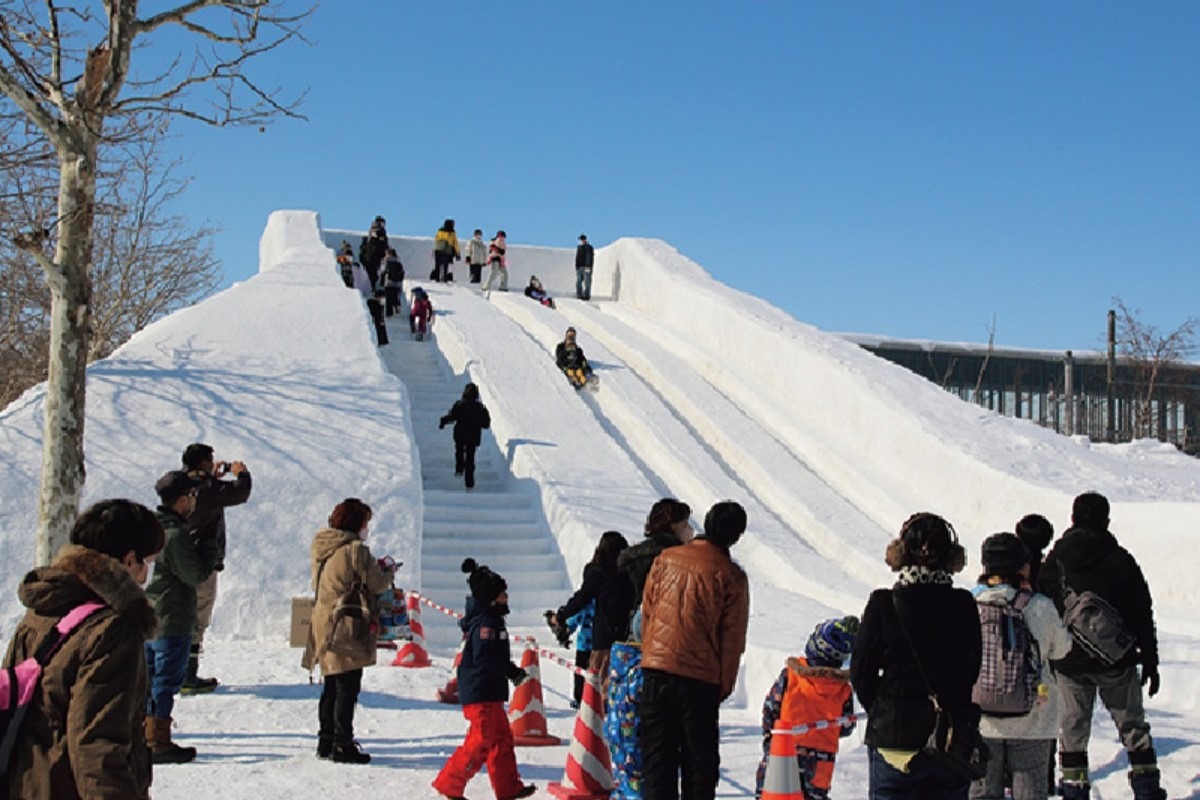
[304,498,394,764]
[575,233,595,300]
[433,219,460,282]
[410,287,435,340]
[482,230,508,291]
[755,616,859,800]
[4,500,162,800]
[619,498,694,641]
[639,501,751,800]
[439,383,491,490]
[181,442,252,694]
[466,228,488,284]
[547,530,634,702]
[970,533,1072,800]
[144,470,215,764]
[1036,492,1166,800]
[383,248,405,317]
[432,559,536,800]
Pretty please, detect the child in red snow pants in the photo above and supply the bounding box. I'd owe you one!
[433,701,523,799]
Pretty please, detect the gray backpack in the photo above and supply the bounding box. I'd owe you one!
[1060,573,1135,666]
[972,590,1040,716]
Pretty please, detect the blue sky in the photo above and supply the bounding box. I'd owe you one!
[164,1,1199,352]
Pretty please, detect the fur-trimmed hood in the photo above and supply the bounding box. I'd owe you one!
[18,544,157,639]
[786,656,850,682]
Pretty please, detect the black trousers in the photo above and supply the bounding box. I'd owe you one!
[367,298,388,345]
[385,284,403,316]
[318,668,363,745]
[469,262,483,283]
[640,668,721,800]
[455,441,478,488]
[573,648,592,705]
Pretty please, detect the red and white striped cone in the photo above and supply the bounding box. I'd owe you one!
[509,641,563,746]
[391,592,432,668]
[436,638,466,704]
[547,673,613,800]
[760,722,804,800]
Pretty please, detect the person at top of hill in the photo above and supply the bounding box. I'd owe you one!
[432,559,536,800]
[432,219,460,283]
[555,326,595,389]
[524,274,556,308]
[755,616,859,800]
[359,222,388,290]
[336,241,354,288]
[548,530,634,704]
[1036,492,1165,800]
[575,233,595,301]
[410,287,434,341]
[850,511,983,800]
[3,499,161,800]
[970,532,1072,800]
[482,230,508,292]
[466,229,488,284]
[303,498,395,765]
[439,383,491,491]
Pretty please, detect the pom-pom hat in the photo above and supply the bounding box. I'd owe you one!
[461,558,508,604]
[804,615,859,667]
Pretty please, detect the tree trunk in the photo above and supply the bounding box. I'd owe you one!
[36,146,96,566]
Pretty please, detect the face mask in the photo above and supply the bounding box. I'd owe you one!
[494,602,510,616]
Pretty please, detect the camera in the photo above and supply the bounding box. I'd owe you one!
[544,610,571,648]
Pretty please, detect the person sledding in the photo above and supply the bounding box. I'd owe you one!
[523,275,556,309]
[555,326,597,390]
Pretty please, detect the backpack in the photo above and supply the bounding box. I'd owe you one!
[1059,574,1135,666]
[0,602,105,777]
[385,258,405,283]
[972,590,1040,717]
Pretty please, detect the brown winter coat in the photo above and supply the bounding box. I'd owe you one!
[302,528,391,676]
[3,544,157,800]
[640,538,750,699]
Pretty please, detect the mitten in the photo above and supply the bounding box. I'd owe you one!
[1141,665,1160,697]
[510,667,529,687]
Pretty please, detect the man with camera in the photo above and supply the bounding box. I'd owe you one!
[181,443,253,693]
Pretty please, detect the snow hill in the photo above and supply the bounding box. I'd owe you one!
[1,209,1198,799]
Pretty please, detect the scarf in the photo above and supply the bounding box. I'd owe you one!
[894,566,953,587]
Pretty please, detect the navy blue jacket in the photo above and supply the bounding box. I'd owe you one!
[457,597,522,705]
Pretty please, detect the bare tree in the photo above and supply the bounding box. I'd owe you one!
[1112,298,1200,440]
[0,1,310,565]
[1,124,221,408]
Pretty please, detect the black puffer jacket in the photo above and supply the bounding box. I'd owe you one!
[617,531,681,607]
[186,468,252,569]
[556,563,634,651]
[440,398,491,447]
[850,583,982,750]
[1036,525,1157,675]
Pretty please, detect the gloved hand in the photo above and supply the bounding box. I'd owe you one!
[1141,665,1160,697]
[438,420,446,429]
[510,668,529,687]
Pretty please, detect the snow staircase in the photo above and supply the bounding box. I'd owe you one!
[378,309,570,651]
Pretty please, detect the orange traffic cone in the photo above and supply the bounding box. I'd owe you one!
[547,673,613,800]
[760,722,804,800]
[391,592,432,668]
[509,641,563,746]
[436,638,466,704]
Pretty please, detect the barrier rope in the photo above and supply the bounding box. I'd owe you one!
[782,713,864,736]
[411,593,866,730]
[412,592,592,677]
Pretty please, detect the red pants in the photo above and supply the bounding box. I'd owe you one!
[433,701,523,799]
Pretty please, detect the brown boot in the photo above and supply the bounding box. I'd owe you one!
[150,718,197,764]
[144,716,158,748]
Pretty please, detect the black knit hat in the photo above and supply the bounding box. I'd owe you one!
[181,443,213,469]
[981,532,1031,576]
[155,470,194,504]
[461,558,507,604]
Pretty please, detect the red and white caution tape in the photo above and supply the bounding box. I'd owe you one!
[783,713,864,736]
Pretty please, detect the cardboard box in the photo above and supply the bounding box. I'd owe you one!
[290,596,314,648]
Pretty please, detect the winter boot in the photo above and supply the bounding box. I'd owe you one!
[149,717,197,764]
[1129,768,1167,800]
[316,736,333,760]
[180,645,218,695]
[331,740,371,764]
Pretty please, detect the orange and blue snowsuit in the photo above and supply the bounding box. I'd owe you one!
[755,656,855,800]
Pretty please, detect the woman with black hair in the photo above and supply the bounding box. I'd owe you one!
[850,512,984,800]
[549,530,634,698]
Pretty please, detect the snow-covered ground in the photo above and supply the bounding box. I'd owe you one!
[1,210,1198,798]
